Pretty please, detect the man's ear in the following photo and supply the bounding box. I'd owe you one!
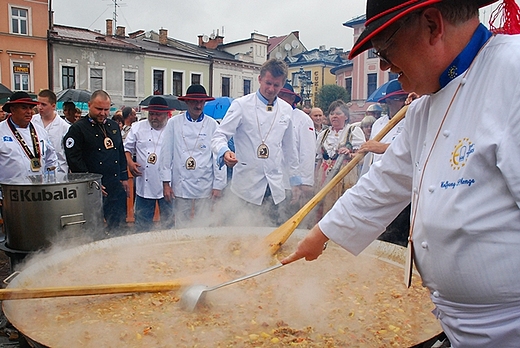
[422,7,444,45]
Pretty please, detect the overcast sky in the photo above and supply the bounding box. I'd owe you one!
[52,0,501,53]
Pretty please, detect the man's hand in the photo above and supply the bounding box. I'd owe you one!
[125,152,142,177]
[127,160,142,177]
[359,140,389,155]
[163,182,175,203]
[224,150,238,168]
[211,189,222,199]
[281,224,330,264]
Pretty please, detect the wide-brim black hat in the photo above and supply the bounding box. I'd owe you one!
[142,96,174,112]
[279,82,302,104]
[2,91,39,113]
[348,0,500,60]
[178,84,215,101]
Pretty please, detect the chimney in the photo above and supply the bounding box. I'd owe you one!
[106,19,113,36]
[205,36,224,50]
[115,26,126,37]
[159,28,168,45]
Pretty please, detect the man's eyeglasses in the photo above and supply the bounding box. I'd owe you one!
[373,14,415,65]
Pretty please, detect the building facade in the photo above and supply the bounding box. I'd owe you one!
[49,24,145,110]
[0,0,50,93]
[285,47,347,107]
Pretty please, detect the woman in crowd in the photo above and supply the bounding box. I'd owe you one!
[315,100,365,217]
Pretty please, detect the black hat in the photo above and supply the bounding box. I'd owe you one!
[143,96,174,112]
[279,82,302,104]
[178,84,215,101]
[348,0,500,60]
[2,91,39,113]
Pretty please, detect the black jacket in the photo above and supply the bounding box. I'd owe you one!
[64,116,128,188]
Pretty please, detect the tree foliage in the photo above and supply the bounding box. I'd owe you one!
[315,85,350,113]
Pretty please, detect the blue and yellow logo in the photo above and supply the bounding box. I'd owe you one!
[450,138,474,170]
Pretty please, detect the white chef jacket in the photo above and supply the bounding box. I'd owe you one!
[124,119,165,199]
[319,34,520,347]
[283,108,315,188]
[211,92,299,205]
[360,114,406,176]
[159,113,226,199]
[0,119,58,184]
[32,112,70,174]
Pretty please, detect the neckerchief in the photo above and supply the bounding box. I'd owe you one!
[185,112,204,122]
[439,24,492,88]
[7,118,41,163]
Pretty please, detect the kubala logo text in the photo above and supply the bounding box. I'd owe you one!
[10,188,78,202]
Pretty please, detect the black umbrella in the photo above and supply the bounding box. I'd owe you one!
[0,83,13,100]
[56,89,92,103]
[139,94,188,111]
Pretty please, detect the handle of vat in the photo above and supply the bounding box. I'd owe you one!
[61,213,86,227]
[89,181,101,191]
[3,271,20,286]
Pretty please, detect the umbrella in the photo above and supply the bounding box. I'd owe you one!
[0,83,13,100]
[203,97,233,119]
[366,79,404,103]
[56,89,92,103]
[139,95,188,111]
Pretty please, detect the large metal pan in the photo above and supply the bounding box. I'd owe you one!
[2,227,441,347]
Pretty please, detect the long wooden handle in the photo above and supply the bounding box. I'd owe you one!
[0,280,186,300]
[263,105,409,255]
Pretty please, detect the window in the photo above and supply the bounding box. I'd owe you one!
[388,72,399,80]
[89,68,103,91]
[172,72,183,96]
[291,72,300,87]
[222,77,230,97]
[367,48,377,59]
[153,70,164,95]
[62,66,75,89]
[367,73,378,98]
[124,71,136,98]
[243,79,251,96]
[13,62,30,91]
[11,7,28,35]
[191,73,201,85]
[345,77,352,100]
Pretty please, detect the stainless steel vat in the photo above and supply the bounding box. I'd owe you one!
[0,173,103,251]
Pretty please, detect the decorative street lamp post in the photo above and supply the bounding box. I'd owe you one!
[297,66,313,106]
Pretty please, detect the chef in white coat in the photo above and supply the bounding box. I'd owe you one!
[124,96,174,232]
[211,59,301,226]
[0,92,58,193]
[282,0,520,347]
[31,89,70,174]
[277,82,315,216]
[160,85,226,228]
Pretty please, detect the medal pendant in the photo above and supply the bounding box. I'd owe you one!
[186,156,196,170]
[147,153,157,164]
[257,143,269,159]
[104,137,114,149]
[30,158,41,172]
[404,239,414,288]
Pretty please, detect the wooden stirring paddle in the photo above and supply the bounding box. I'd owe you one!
[0,279,189,301]
[263,105,409,255]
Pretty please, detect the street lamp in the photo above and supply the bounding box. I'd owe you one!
[297,66,313,106]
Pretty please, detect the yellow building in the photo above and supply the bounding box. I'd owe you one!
[286,47,347,107]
